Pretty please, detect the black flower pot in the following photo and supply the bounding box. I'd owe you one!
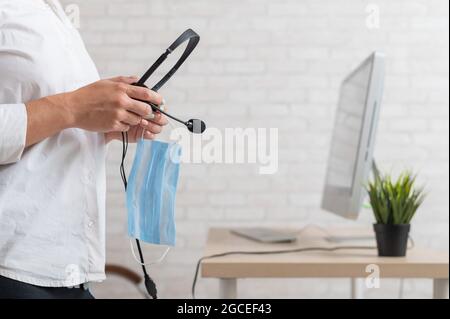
[373,224,410,257]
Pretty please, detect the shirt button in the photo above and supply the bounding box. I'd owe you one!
[88,220,94,228]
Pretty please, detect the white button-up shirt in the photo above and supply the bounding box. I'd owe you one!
[0,0,106,287]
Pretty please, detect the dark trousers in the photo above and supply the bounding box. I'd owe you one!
[0,275,95,299]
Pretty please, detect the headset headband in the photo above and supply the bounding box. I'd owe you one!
[137,29,200,91]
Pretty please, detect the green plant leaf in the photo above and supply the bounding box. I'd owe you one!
[366,170,425,225]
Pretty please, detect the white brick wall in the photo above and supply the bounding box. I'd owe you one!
[60,0,449,299]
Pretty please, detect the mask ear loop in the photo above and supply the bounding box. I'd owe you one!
[129,239,171,266]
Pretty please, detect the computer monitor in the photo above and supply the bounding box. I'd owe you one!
[321,52,385,220]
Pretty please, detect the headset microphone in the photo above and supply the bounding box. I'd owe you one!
[133,83,206,134]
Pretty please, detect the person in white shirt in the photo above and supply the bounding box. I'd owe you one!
[0,0,168,298]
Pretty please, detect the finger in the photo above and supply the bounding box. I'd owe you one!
[143,122,163,135]
[150,112,168,126]
[108,76,139,84]
[120,110,142,126]
[143,130,155,140]
[126,85,163,106]
[138,118,150,128]
[125,99,153,119]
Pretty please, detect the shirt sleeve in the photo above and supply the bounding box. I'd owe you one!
[0,104,27,165]
[0,11,29,165]
[0,103,27,164]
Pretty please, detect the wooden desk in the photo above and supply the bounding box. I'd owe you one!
[201,227,449,299]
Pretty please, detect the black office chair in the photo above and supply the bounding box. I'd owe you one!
[104,264,150,298]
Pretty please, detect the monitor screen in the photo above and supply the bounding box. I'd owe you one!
[321,52,384,219]
[326,61,372,195]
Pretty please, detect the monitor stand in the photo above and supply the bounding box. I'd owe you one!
[325,160,380,244]
[325,233,375,244]
[372,159,381,180]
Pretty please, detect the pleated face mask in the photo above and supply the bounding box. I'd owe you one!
[126,139,181,246]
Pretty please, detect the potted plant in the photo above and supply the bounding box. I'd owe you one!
[367,171,426,257]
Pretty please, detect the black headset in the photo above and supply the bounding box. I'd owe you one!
[120,29,204,299]
[133,28,205,134]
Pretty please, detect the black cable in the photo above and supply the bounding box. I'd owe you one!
[191,245,377,299]
[120,132,128,188]
[192,236,418,299]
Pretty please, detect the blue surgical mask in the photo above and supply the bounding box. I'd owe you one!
[126,139,181,246]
